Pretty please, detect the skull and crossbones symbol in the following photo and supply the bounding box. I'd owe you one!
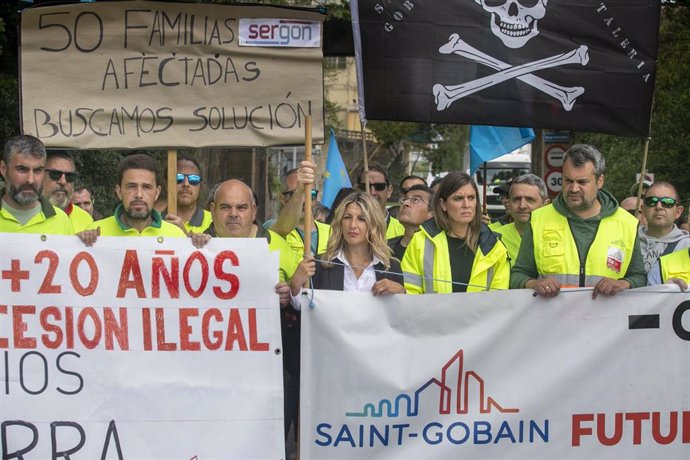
[433,0,588,112]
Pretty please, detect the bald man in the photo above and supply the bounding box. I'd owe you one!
[191,179,299,447]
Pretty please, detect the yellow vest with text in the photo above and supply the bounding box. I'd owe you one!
[402,221,510,294]
[494,222,521,265]
[659,249,690,284]
[531,205,638,287]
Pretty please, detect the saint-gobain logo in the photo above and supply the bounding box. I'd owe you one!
[239,19,321,48]
[346,349,519,419]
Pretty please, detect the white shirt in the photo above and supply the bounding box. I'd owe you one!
[290,250,382,310]
[338,250,381,292]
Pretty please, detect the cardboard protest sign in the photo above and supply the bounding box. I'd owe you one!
[20,0,325,148]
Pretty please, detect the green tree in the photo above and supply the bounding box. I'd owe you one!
[574,5,690,209]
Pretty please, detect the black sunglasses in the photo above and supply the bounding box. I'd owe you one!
[176,173,201,185]
[643,196,678,208]
[282,189,318,200]
[359,182,388,192]
[46,169,77,183]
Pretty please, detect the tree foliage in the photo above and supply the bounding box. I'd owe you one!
[574,5,690,211]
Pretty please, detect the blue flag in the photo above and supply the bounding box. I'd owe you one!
[321,129,352,209]
[469,126,535,175]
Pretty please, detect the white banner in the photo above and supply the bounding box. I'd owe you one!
[301,288,690,459]
[0,234,284,459]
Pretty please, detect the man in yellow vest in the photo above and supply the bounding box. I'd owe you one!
[357,163,405,239]
[510,144,646,298]
[269,165,330,258]
[0,135,73,235]
[494,174,549,264]
[190,179,299,452]
[79,154,186,243]
[41,151,93,232]
[163,155,212,235]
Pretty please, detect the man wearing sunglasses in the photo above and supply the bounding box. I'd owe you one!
[357,163,405,239]
[41,151,93,232]
[511,144,646,298]
[0,135,73,234]
[163,155,212,235]
[639,182,690,274]
[269,166,330,258]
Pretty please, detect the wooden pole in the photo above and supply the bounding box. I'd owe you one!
[634,137,651,217]
[303,116,313,260]
[482,161,488,216]
[167,149,177,215]
[361,121,370,191]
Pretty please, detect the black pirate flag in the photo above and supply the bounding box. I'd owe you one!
[351,0,660,137]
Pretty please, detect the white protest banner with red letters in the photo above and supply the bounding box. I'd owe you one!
[300,288,690,459]
[0,234,283,459]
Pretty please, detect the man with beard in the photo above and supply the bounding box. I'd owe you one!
[163,155,212,234]
[511,144,646,298]
[79,154,185,242]
[0,135,72,234]
[42,151,93,232]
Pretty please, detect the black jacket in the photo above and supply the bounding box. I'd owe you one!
[311,256,403,290]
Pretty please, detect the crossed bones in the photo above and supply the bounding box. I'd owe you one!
[434,33,589,112]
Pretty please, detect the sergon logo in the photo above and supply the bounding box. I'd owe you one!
[239,19,321,48]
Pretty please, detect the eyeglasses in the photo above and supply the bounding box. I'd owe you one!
[643,196,678,208]
[359,182,388,192]
[399,196,428,206]
[282,189,318,200]
[624,208,637,215]
[46,169,77,183]
[176,173,201,185]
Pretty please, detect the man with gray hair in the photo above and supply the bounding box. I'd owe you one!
[494,174,549,263]
[42,151,93,232]
[511,144,646,298]
[0,134,72,234]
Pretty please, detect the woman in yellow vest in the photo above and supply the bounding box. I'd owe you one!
[402,172,510,294]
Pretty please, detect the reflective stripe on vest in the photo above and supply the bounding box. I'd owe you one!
[531,206,637,287]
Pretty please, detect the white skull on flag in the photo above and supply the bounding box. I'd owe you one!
[475,0,548,48]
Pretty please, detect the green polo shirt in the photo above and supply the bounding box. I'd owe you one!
[88,204,186,237]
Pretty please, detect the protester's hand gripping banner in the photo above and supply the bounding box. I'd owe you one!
[20,0,325,148]
[0,234,284,459]
[301,288,690,459]
[351,1,660,137]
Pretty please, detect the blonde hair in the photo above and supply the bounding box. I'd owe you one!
[433,172,482,252]
[324,192,391,269]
